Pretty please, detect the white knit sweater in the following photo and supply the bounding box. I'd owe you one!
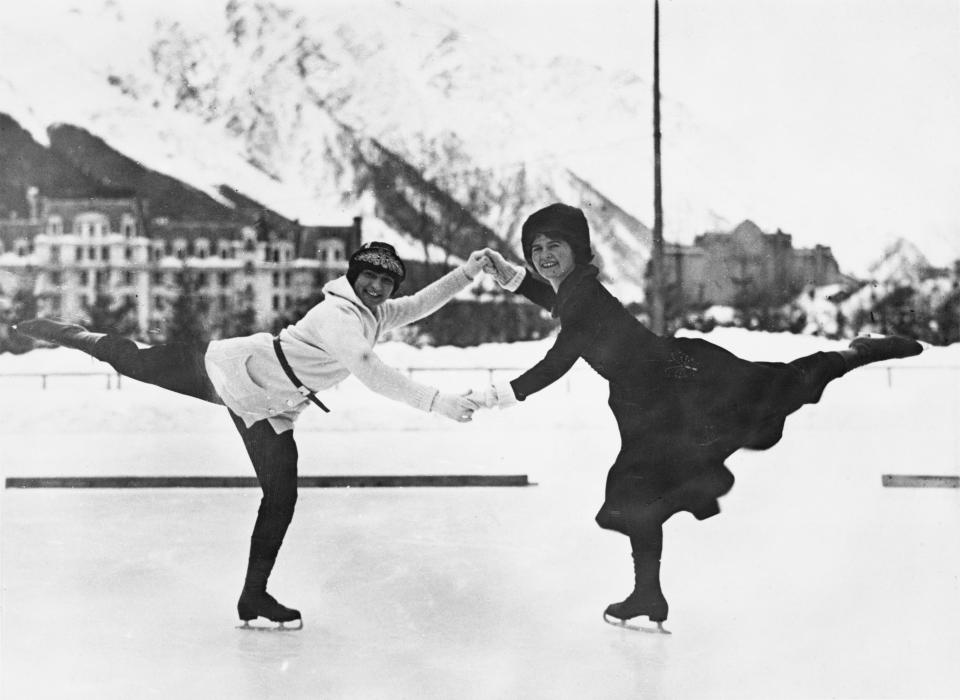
[204,266,474,432]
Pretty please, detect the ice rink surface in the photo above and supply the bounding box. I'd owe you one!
[2,333,960,699]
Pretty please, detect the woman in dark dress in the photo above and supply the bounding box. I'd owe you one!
[474,203,922,632]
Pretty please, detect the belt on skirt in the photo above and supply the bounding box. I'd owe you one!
[272,336,330,413]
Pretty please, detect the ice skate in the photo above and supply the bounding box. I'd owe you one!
[13,318,106,353]
[236,590,302,631]
[847,334,922,367]
[603,592,671,634]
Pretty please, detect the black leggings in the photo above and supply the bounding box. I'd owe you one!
[93,336,298,553]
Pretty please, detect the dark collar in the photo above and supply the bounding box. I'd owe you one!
[553,264,600,317]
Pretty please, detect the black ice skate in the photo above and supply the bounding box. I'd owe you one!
[847,335,922,368]
[237,590,302,631]
[603,592,671,634]
[13,318,106,354]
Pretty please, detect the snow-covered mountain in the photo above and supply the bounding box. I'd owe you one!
[866,238,933,288]
[0,0,667,300]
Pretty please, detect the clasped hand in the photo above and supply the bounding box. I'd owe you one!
[463,248,521,286]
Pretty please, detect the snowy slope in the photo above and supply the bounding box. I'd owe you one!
[0,0,667,297]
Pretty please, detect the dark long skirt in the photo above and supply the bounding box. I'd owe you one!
[595,339,847,536]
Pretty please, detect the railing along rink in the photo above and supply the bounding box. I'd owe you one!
[1,363,957,473]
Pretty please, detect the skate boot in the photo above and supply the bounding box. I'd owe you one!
[846,335,922,369]
[604,590,669,625]
[237,589,302,630]
[237,548,301,630]
[13,319,106,354]
[603,544,670,634]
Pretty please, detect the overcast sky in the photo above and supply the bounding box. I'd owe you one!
[435,0,960,273]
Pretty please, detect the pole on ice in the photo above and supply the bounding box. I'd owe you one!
[650,0,666,335]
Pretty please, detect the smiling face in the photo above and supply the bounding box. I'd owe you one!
[352,269,396,309]
[530,234,576,287]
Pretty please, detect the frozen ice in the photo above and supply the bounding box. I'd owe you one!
[2,330,959,698]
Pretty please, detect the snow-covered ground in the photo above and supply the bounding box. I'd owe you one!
[2,329,959,699]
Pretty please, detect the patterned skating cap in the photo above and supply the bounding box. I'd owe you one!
[350,247,405,278]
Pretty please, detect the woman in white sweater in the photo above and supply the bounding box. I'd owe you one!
[15,242,486,629]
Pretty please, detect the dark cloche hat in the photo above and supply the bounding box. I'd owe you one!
[347,241,406,296]
[520,203,594,266]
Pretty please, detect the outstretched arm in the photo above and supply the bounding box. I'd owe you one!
[322,312,478,422]
[380,251,486,331]
[470,283,598,407]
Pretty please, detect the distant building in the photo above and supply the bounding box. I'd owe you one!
[0,189,361,338]
[663,220,846,308]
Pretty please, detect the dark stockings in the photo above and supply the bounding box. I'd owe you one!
[605,523,668,622]
[229,412,301,623]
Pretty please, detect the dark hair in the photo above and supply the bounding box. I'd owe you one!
[520,203,594,267]
[347,242,406,297]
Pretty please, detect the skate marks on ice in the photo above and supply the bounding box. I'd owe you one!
[603,612,672,635]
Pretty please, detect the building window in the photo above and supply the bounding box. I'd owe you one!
[80,271,89,285]
[272,272,280,287]
[76,247,83,262]
[219,272,230,286]
[50,246,61,263]
[154,296,164,310]
[125,246,133,261]
[50,271,62,286]
[124,271,134,285]
[88,246,96,259]
[197,273,208,287]
[272,295,280,310]
[102,247,110,262]
[47,216,63,235]
[284,272,291,286]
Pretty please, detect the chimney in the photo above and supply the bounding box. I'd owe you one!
[26,186,39,222]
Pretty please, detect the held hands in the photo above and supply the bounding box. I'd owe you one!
[466,382,518,410]
[431,391,481,423]
[479,248,522,287]
[431,382,517,423]
[464,248,523,287]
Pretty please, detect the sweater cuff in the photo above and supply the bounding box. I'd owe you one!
[501,266,526,292]
[493,379,519,408]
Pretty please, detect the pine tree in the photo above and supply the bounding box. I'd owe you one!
[166,267,210,343]
[86,293,139,337]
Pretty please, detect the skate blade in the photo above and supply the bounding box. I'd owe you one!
[237,618,303,632]
[603,613,671,635]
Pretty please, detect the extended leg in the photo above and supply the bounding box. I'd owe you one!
[14,319,219,403]
[230,411,302,627]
